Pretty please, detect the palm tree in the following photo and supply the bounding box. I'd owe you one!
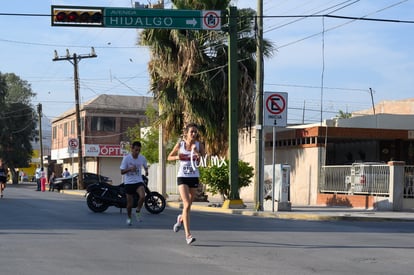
[337,110,352,119]
[139,0,273,156]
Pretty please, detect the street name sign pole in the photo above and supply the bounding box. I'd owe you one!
[51,5,244,207]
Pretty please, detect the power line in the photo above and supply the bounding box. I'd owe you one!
[271,0,410,49]
[264,0,360,33]
[264,82,369,92]
[0,37,144,49]
[324,14,414,23]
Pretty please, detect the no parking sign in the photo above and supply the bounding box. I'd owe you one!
[264,92,288,127]
[68,138,79,154]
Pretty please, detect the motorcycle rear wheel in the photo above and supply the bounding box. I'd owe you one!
[86,193,109,213]
[144,192,166,214]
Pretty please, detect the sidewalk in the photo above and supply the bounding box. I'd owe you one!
[167,200,414,222]
[59,188,414,222]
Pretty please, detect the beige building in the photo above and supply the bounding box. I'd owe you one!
[354,98,414,115]
[51,94,153,183]
[239,98,414,208]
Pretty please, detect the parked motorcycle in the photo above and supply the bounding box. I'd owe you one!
[86,175,166,214]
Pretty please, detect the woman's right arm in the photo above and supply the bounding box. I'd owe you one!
[167,142,180,161]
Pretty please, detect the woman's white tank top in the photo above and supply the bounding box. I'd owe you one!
[177,141,200,178]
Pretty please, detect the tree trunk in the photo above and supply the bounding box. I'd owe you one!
[10,168,19,184]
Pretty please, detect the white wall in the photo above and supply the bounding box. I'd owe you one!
[336,114,414,130]
[265,146,322,205]
[98,158,123,184]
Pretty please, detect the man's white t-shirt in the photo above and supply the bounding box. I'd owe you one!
[35,168,41,180]
[120,154,148,184]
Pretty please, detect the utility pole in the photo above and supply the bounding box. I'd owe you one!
[158,105,166,197]
[254,0,264,211]
[222,6,244,209]
[369,88,376,115]
[53,48,97,189]
[156,0,166,197]
[37,103,44,170]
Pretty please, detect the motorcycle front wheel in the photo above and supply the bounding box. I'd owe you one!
[86,193,109,213]
[144,192,166,214]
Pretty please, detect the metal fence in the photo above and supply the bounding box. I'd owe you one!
[147,163,414,198]
[404,166,414,198]
[320,164,390,195]
[319,165,351,193]
[147,163,179,195]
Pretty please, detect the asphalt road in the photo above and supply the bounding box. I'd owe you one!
[1,184,414,275]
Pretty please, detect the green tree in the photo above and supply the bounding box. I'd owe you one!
[0,72,37,184]
[139,0,273,156]
[125,103,177,163]
[199,159,254,201]
[336,110,352,119]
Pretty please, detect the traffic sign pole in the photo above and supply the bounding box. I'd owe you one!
[262,92,288,212]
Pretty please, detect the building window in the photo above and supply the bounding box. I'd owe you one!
[91,117,115,132]
[63,122,68,137]
[70,120,75,135]
[52,126,57,140]
[81,117,85,131]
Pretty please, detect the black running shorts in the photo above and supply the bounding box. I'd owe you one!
[177,177,199,188]
[124,182,145,194]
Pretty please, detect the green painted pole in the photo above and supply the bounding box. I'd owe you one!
[228,6,239,200]
[255,0,264,211]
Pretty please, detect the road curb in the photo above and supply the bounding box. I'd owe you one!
[167,202,414,222]
[56,191,414,222]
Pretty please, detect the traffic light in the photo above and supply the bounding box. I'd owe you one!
[51,6,104,27]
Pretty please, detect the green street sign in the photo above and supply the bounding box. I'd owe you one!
[104,8,221,30]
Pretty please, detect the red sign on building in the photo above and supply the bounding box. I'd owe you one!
[84,144,127,157]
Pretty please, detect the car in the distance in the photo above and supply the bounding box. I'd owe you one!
[53,172,112,191]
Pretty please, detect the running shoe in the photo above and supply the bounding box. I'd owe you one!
[186,235,196,245]
[135,211,142,222]
[173,214,182,232]
[126,218,132,226]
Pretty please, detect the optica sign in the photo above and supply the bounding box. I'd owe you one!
[84,144,128,157]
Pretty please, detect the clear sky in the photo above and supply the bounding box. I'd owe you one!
[1,0,413,125]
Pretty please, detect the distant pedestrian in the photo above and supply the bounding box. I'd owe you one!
[20,171,26,182]
[0,158,8,198]
[62,168,70,178]
[35,166,41,191]
[49,172,56,192]
[167,123,205,245]
[40,168,47,192]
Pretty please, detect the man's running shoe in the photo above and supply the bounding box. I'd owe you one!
[186,235,196,245]
[126,218,132,226]
[173,214,182,232]
[135,211,142,222]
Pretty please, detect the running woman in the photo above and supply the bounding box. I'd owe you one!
[168,123,205,245]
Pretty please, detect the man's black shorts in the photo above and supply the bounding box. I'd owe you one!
[177,177,199,188]
[124,182,145,194]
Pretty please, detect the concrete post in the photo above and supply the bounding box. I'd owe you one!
[388,161,405,211]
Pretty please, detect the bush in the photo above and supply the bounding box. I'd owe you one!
[199,160,254,201]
